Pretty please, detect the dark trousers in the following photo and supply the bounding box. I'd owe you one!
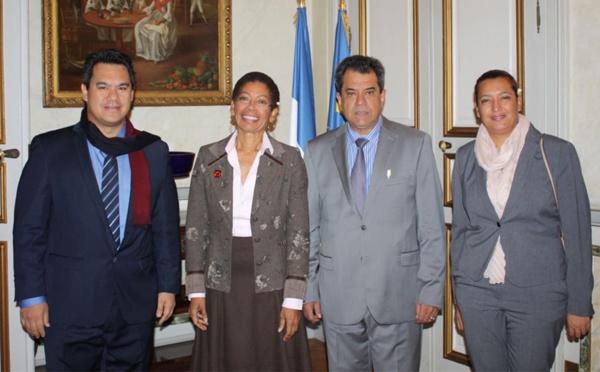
[44,297,155,371]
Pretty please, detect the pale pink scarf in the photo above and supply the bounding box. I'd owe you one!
[475,113,530,284]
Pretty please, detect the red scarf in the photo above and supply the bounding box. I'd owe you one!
[81,108,159,227]
[126,119,153,226]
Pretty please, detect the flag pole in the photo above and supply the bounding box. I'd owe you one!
[339,0,350,47]
[359,0,366,55]
[327,0,351,131]
[290,0,316,153]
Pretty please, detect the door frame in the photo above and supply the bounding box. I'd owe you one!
[1,0,33,371]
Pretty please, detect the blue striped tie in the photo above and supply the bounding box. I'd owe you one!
[101,155,120,247]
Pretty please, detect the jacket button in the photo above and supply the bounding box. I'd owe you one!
[496,221,501,227]
[252,216,258,222]
[361,225,367,231]
[254,237,261,243]
[113,257,118,263]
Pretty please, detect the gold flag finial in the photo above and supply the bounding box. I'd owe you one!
[340,0,351,46]
[294,0,306,25]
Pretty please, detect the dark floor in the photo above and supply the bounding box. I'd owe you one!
[150,339,328,371]
[35,338,328,371]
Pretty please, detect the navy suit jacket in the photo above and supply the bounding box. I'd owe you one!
[13,120,181,326]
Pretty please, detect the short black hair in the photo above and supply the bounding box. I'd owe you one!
[334,55,385,93]
[232,71,280,110]
[474,69,518,102]
[82,49,136,89]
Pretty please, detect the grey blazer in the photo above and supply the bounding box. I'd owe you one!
[304,117,446,325]
[451,124,593,316]
[185,134,309,300]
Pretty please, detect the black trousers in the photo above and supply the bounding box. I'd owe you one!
[44,296,155,371]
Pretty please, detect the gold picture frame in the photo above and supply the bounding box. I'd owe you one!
[443,223,471,366]
[0,242,9,371]
[0,163,5,224]
[43,0,232,107]
[442,0,524,137]
[0,0,4,144]
[443,153,454,207]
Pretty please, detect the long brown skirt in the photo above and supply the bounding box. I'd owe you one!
[190,237,312,371]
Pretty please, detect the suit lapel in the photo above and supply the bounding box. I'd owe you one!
[73,124,118,253]
[475,161,499,219]
[365,120,397,215]
[332,128,356,213]
[206,137,234,223]
[502,125,541,217]
[252,137,284,215]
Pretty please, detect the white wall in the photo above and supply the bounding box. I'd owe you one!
[569,0,600,210]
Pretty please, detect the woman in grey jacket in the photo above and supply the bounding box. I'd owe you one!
[451,70,593,371]
[185,72,311,371]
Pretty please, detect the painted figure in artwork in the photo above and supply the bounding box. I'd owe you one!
[84,0,110,41]
[134,0,177,63]
[106,0,129,13]
[132,0,150,13]
[190,0,207,25]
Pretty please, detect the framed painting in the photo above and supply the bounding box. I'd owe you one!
[443,223,471,366]
[43,0,232,107]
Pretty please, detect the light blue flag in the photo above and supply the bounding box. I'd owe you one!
[289,5,316,154]
[327,7,351,131]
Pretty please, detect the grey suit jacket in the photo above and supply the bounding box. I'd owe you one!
[451,125,593,316]
[304,117,446,325]
[185,134,309,300]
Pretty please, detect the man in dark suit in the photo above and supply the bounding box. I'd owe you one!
[303,55,446,371]
[13,49,181,370]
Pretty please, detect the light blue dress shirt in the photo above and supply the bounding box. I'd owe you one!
[346,116,382,193]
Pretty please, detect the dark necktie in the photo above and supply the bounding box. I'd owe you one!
[350,138,368,216]
[101,155,120,247]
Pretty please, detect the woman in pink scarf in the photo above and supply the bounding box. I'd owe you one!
[451,70,593,371]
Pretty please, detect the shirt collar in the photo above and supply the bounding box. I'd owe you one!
[346,116,383,142]
[225,130,274,156]
[116,123,126,138]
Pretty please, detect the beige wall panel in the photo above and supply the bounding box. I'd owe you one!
[368,0,418,128]
[449,0,518,132]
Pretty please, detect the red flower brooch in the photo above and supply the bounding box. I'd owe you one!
[213,170,222,178]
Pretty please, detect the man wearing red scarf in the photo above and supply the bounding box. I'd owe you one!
[13,49,181,370]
